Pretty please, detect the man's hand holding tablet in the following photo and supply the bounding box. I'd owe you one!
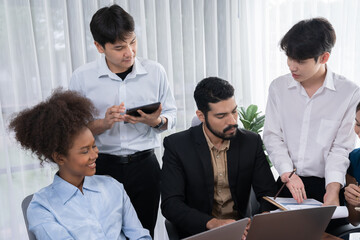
[124,102,166,128]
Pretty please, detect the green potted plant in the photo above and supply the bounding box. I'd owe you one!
[238,105,265,134]
[238,104,272,166]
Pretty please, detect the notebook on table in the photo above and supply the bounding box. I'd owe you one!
[246,206,336,240]
[183,218,249,240]
[263,196,348,219]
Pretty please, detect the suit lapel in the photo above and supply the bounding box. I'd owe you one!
[227,130,241,190]
[191,125,214,203]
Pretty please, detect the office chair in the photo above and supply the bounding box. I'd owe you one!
[21,194,36,240]
[246,187,260,217]
[329,222,360,239]
[191,115,201,127]
[165,219,180,240]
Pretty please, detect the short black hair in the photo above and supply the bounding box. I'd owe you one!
[90,4,135,47]
[194,77,234,115]
[280,17,336,61]
[356,102,360,113]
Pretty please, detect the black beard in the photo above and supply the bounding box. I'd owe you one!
[204,116,238,140]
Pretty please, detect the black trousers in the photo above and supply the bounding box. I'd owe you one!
[276,176,348,233]
[96,151,160,237]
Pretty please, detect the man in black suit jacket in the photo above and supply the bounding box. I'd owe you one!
[161,77,277,238]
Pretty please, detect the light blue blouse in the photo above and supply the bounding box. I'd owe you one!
[27,174,151,240]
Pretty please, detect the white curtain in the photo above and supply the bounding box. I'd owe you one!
[238,0,360,112]
[1,0,360,239]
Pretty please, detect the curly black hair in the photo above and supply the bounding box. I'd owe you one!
[9,88,97,165]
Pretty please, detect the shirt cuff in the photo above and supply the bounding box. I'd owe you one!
[276,162,294,178]
[151,115,173,133]
[325,171,346,188]
[163,114,175,130]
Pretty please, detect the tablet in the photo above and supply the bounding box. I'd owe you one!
[125,102,161,117]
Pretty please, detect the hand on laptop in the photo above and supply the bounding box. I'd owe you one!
[281,172,307,203]
[206,218,235,230]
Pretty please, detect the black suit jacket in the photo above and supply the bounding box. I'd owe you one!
[160,124,277,238]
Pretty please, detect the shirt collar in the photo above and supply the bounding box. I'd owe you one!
[287,65,335,91]
[131,57,147,75]
[83,176,101,192]
[287,77,299,89]
[202,124,230,151]
[97,55,147,80]
[98,55,115,79]
[52,174,100,205]
[323,66,336,91]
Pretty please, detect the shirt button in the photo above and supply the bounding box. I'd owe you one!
[216,155,219,158]
[219,173,223,176]
[219,190,222,193]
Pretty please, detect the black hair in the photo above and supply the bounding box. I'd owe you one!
[356,102,360,113]
[90,4,135,47]
[280,17,336,61]
[9,88,97,165]
[194,77,234,115]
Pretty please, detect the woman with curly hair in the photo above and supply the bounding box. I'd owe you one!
[9,89,151,240]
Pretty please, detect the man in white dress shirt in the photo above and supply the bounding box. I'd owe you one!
[69,4,177,237]
[263,18,360,216]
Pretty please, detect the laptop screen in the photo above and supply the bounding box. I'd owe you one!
[246,206,336,240]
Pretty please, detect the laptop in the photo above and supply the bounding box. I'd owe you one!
[246,206,336,240]
[183,218,249,240]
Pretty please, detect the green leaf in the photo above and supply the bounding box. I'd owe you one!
[254,116,265,125]
[256,115,265,122]
[240,106,246,114]
[245,105,258,122]
[239,107,246,119]
[240,119,251,130]
[266,154,272,167]
[238,104,266,134]
[252,124,263,133]
[239,111,246,120]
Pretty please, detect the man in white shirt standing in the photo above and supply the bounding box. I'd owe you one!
[263,18,360,229]
[69,4,177,237]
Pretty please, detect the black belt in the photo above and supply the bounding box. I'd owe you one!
[99,149,154,164]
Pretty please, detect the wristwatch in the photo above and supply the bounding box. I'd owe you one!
[153,116,165,129]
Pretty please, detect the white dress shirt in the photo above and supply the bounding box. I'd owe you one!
[263,67,360,187]
[69,56,177,155]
